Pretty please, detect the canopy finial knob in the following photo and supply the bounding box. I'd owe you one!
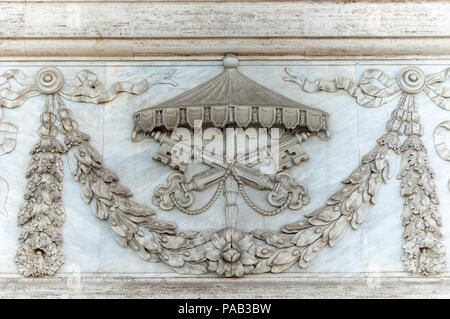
[223,54,239,69]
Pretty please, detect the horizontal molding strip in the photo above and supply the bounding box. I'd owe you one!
[2,38,450,60]
[1,275,450,298]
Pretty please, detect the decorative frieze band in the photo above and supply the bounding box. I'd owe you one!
[0,56,448,278]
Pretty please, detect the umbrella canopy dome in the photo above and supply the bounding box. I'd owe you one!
[133,54,329,141]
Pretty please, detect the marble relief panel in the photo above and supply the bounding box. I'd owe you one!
[0,60,448,278]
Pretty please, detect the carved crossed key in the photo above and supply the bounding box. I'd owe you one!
[131,54,328,228]
[151,130,310,225]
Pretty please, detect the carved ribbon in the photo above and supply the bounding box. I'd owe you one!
[283,68,401,108]
[0,68,178,107]
[0,70,23,220]
[284,65,450,112]
[424,68,450,110]
[0,70,39,109]
[60,69,178,103]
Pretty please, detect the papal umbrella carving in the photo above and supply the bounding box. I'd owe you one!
[133,54,329,227]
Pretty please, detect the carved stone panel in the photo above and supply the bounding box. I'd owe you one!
[0,58,449,280]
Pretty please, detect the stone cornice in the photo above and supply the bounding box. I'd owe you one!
[1,1,450,60]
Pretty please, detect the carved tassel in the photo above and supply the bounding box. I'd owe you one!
[15,95,65,277]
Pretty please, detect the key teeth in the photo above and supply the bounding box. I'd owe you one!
[153,152,188,172]
[153,152,171,165]
[293,153,309,164]
[170,162,187,172]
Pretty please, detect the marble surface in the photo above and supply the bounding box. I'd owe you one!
[0,60,449,277]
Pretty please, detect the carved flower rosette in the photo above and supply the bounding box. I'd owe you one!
[204,228,257,277]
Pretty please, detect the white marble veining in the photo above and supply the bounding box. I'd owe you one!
[0,61,449,277]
